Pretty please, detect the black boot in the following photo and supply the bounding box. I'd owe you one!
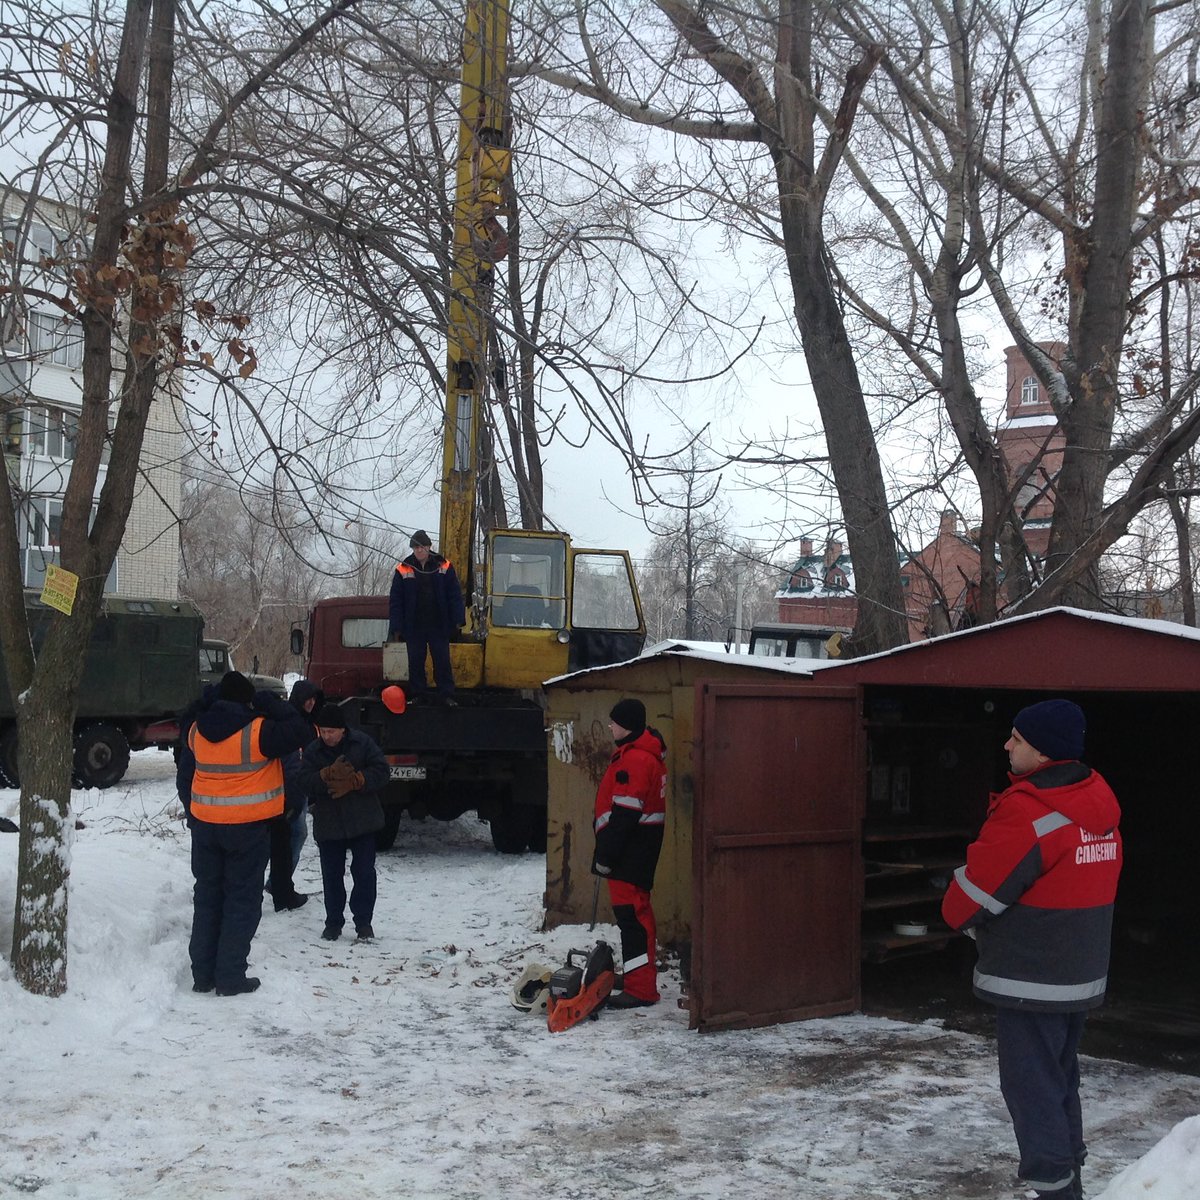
[215,977,261,996]
[274,892,308,912]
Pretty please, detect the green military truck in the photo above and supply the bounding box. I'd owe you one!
[0,593,205,789]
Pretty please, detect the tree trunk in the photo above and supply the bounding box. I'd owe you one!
[7,0,157,994]
[1167,489,1196,625]
[1040,0,1152,608]
[779,190,908,652]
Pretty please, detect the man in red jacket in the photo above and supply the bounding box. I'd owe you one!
[942,700,1122,1200]
[593,698,666,1009]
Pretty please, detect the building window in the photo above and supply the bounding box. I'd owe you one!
[1020,375,1039,405]
[29,310,83,369]
[826,569,847,590]
[29,497,63,549]
[789,570,813,592]
[27,405,78,461]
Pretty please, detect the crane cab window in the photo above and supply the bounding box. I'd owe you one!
[571,553,640,631]
[490,536,564,628]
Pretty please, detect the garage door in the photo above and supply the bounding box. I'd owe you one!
[691,681,862,1031]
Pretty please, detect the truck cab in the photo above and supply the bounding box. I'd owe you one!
[748,622,846,659]
[199,639,288,697]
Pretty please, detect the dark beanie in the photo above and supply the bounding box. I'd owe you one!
[314,703,347,729]
[609,698,646,736]
[218,670,255,705]
[410,529,433,548]
[1013,699,1085,762]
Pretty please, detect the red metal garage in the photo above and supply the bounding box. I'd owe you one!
[691,608,1200,1044]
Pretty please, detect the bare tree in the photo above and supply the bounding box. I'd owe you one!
[832,0,1200,614]
[166,1,751,566]
[639,446,781,641]
[523,1,911,652]
[177,468,335,675]
[0,0,358,995]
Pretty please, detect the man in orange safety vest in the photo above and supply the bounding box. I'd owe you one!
[177,671,310,996]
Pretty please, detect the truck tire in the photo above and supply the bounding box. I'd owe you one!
[490,797,535,855]
[73,724,131,789]
[0,726,19,788]
[375,806,404,851]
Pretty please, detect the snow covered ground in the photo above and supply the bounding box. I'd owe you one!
[1,750,1198,1200]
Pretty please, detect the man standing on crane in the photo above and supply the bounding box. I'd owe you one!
[389,529,466,706]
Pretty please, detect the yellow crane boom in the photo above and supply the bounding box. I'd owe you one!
[438,0,511,592]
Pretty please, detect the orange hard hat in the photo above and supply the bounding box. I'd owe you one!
[382,685,407,715]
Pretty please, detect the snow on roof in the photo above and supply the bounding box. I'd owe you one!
[545,638,834,685]
[548,609,1200,686]
[829,605,1200,670]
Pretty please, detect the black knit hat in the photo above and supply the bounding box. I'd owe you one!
[218,670,255,705]
[410,529,433,548]
[314,703,347,729]
[609,698,646,736]
[1013,699,1085,762]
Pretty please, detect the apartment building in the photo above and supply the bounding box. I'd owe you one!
[1,198,183,599]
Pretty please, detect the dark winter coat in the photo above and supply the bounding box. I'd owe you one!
[281,680,324,817]
[593,727,667,891]
[176,686,310,818]
[388,551,466,639]
[298,727,390,843]
[942,760,1122,1013]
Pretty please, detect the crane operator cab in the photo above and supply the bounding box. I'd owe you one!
[483,530,644,689]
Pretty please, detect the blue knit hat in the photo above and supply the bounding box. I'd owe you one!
[1013,699,1085,761]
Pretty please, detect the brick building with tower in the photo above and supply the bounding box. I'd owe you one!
[777,344,1066,641]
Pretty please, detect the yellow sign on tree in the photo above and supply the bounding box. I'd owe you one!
[41,564,79,615]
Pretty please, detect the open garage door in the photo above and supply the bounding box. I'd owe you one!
[691,682,862,1031]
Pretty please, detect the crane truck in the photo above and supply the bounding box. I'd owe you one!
[295,0,646,853]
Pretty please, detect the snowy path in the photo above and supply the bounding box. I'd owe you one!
[1,752,1198,1199]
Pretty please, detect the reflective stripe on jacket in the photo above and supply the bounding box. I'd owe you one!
[941,761,1122,1012]
[593,727,667,891]
[188,718,285,825]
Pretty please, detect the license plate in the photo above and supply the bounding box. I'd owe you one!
[389,765,427,781]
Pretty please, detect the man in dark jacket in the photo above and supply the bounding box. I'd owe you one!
[387,529,465,705]
[592,697,667,1009]
[265,678,324,911]
[298,704,390,942]
[177,671,311,995]
[942,700,1122,1200]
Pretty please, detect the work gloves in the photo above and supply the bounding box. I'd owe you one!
[319,756,365,799]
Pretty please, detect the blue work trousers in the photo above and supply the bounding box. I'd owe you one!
[996,1006,1087,1195]
[317,833,377,932]
[406,633,455,697]
[189,818,270,990]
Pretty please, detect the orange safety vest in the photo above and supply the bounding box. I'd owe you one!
[188,718,285,825]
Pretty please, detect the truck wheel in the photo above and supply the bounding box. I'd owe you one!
[490,799,535,855]
[375,806,403,851]
[73,724,130,789]
[0,726,19,788]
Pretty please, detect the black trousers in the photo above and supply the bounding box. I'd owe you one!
[189,819,270,989]
[406,633,455,697]
[266,813,299,903]
[996,1006,1087,1194]
[317,833,377,931]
